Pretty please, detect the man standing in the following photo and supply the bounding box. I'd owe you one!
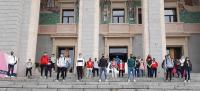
[56,54,66,81]
[127,54,136,82]
[93,58,99,77]
[40,52,49,77]
[98,55,108,82]
[25,59,33,78]
[7,51,18,77]
[50,54,56,71]
[76,53,85,81]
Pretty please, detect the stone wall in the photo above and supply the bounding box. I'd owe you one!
[35,35,53,63]
[188,34,200,73]
[0,0,40,76]
[132,35,143,58]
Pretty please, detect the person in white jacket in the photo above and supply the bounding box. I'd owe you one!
[56,54,66,81]
[7,51,18,77]
[180,56,185,78]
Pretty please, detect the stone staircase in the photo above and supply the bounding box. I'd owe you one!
[0,70,200,91]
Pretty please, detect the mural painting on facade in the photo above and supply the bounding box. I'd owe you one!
[39,0,60,25]
[178,0,200,23]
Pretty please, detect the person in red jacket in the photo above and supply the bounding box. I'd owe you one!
[40,52,49,77]
[151,58,158,78]
[86,57,94,78]
[118,59,125,77]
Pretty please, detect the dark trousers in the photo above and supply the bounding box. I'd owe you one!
[45,65,52,78]
[7,64,14,76]
[118,70,124,77]
[26,68,32,77]
[135,68,140,77]
[152,68,157,78]
[181,66,185,78]
[77,66,83,80]
[147,67,152,77]
[185,68,191,80]
[64,67,68,78]
[93,68,99,77]
[57,67,65,80]
[176,68,181,78]
[166,68,173,81]
[52,63,55,71]
[40,64,46,76]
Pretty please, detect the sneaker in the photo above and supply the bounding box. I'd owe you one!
[184,80,187,83]
[76,80,80,82]
[62,80,65,82]
[133,79,136,82]
[5,75,8,78]
[99,79,101,82]
[128,79,130,82]
[105,79,108,82]
[11,76,15,78]
[55,80,59,82]
[188,80,191,82]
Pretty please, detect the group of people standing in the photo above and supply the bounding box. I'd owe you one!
[162,54,192,82]
[37,52,192,83]
[39,52,71,81]
[5,51,192,83]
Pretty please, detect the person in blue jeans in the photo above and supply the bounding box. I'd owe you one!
[98,55,108,82]
[127,54,136,82]
[184,57,192,82]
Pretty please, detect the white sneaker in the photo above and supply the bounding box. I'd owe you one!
[55,80,59,82]
[99,79,101,82]
[62,80,65,82]
[5,75,8,78]
[188,80,191,82]
[184,80,187,83]
[105,79,108,82]
[133,79,136,82]
[128,79,130,82]
[76,80,80,82]
[11,76,15,78]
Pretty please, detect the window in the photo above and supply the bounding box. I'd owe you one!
[62,9,74,23]
[112,9,125,23]
[138,8,142,24]
[164,8,177,23]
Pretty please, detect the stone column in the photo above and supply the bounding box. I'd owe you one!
[142,0,166,76]
[78,0,100,60]
[17,0,41,76]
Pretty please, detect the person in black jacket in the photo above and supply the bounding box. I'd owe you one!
[184,57,192,82]
[98,55,108,82]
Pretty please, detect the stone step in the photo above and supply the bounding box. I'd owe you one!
[0,81,200,91]
[0,73,199,91]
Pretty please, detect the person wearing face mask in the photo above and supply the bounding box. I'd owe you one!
[179,56,185,78]
[184,57,192,82]
[7,51,18,77]
[56,54,66,82]
[39,52,49,78]
[127,54,136,82]
[76,53,85,82]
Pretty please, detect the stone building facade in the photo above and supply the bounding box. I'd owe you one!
[0,0,200,76]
